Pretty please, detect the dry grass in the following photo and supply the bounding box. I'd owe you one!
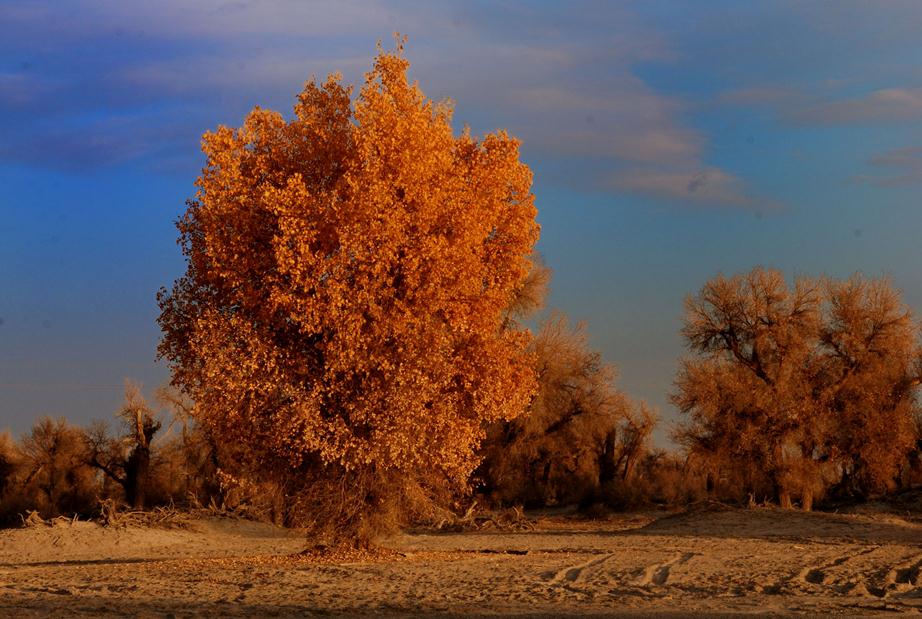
[426,503,536,533]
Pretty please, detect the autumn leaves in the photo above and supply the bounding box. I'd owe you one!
[157,42,539,536]
[675,269,921,508]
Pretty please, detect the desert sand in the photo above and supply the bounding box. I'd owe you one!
[2,504,922,617]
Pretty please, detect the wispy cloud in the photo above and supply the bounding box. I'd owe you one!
[0,110,203,171]
[501,82,701,165]
[791,88,922,125]
[715,83,922,127]
[715,86,804,108]
[0,0,413,43]
[604,166,755,207]
[855,146,922,187]
[699,2,922,143]
[405,10,753,207]
[0,0,755,206]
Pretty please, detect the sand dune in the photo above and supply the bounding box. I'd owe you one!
[2,505,922,616]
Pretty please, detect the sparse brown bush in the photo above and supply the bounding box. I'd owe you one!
[607,405,658,488]
[0,431,27,526]
[14,417,97,520]
[80,383,228,516]
[604,451,708,510]
[148,386,222,508]
[818,276,921,498]
[0,386,238,528]
[899,410,922,489]
[282,464,456,546]
[0,431,18,497]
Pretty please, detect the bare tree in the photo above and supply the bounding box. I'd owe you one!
[154,384,222,505]
[85,381,161,509]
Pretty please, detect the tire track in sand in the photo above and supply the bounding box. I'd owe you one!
[636,552,699,586]
[796,545,881,587]
[547,553,616,584]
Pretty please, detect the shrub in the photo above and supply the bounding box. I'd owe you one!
[15,417,97,519]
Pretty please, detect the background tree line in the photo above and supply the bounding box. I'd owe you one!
[2,265,922,531]
[0,383,220,526]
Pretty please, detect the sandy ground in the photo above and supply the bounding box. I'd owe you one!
[2,504,922,617]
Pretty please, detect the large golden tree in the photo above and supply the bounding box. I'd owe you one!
[158,40,539,538]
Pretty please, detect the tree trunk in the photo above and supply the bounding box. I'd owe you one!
[540,459,553,503]
[801,488,814,512]
[125,414,160,510]
[598,430,617,487]
[771,442,793,509]
[124,446,150,510]
[778,487,793,509]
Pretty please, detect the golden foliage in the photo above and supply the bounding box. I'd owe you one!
[675,267,922,506]
[157,39,539,505]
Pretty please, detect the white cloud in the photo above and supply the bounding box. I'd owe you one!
[604,166,754,207]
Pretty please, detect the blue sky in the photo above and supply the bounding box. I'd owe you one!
[2,1,922,444]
